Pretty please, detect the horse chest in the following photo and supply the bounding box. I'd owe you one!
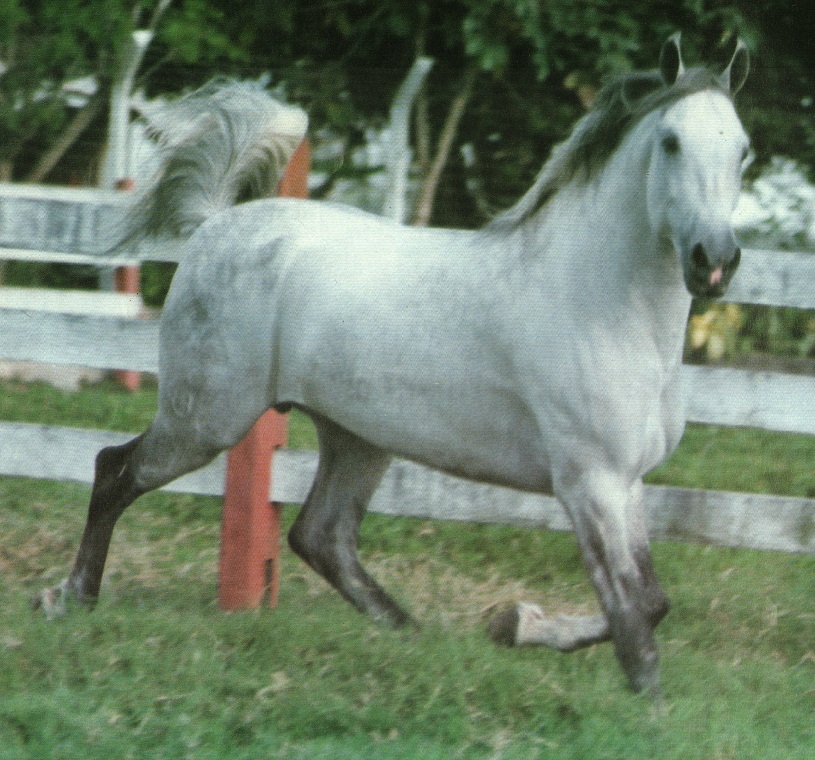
[526,317,687,478]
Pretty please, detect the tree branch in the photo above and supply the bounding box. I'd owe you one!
[24,96,104,184]
[412,67,477,227]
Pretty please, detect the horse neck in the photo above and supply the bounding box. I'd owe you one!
[523,123,693,360]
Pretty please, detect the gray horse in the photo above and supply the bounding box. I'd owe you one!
[35,37,749,698]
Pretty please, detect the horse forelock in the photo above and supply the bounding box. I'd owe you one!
[489,67,732,229]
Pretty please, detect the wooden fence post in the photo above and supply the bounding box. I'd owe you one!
[218,140,310,610]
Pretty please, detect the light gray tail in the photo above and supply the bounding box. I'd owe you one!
[113,80,308,248]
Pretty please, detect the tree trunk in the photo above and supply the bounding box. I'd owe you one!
[383,56,434,223]
[412,67,477,227]
[414,87,432,176]
[24,96,103,184]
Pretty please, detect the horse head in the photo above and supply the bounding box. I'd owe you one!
[645,34,750,298]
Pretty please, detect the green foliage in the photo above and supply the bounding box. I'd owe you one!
[733,2,815,180]
[0,0,807,189]
[158,0,245,66]
[3,260,99,291]
[686,300,815,365]
[736,305,815,359]
[0,0,130,164]
[139,261,177,309]
[0,0,248,175]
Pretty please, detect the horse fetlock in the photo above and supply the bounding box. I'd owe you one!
[369,599,417,630]
[339,570,415,630]
[625,653,661,696]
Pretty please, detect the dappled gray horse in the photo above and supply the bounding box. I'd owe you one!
[35,37,750,697]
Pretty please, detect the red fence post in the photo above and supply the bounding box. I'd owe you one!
[113,177,141,392]
[218,140,310,610]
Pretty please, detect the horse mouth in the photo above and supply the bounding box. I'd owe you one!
[688,275,728,299]
[685,248,741,299]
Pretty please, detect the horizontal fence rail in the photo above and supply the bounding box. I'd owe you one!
[0,181,813,558]
[0,421,811,555]
[0,309,160,372]
[0,309,810,435]
[721,247,815,310]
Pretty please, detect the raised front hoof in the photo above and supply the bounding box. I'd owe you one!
[31,580,93,621]
[486,604,521,647]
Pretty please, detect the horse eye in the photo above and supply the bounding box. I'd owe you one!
[661,133,680,155]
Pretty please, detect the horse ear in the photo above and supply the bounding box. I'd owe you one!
[719,39,750,95]
[659,33,685,85]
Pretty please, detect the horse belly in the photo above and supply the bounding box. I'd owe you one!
[282,348,552,493]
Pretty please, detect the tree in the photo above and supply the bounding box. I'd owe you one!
[0,0,241,183]
[0,0,145,180]
[188,0,759,225]
[3,0,811,219]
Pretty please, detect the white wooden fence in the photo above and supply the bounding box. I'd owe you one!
[0,183,813,556]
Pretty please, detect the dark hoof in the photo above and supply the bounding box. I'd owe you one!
[486,604,520,647]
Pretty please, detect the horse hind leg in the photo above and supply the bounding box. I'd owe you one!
[288,416,415,629]
[32,420,223,619]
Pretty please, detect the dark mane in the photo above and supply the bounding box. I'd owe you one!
[489,67,730,229]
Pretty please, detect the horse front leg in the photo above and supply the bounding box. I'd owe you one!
[564,473,669,695]
[489,471,668,697]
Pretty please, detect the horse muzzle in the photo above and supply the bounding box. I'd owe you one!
[683,239,741,299]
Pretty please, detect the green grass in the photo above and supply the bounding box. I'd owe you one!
[0,378,813,758]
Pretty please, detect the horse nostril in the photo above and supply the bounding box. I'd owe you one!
[691,243,708,270]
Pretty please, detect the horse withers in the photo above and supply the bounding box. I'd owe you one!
[34,37,750,698]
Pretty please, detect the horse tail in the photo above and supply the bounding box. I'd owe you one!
[112,79,308,248]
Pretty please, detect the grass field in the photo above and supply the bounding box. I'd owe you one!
[0,378,813,758]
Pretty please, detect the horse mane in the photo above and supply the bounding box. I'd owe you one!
[488,67,730,229]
